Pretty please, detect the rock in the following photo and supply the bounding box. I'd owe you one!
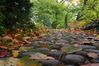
[47,50,64,60]
[19,51,35,57]
[83,49,94,52]
[91,57,99,63]
[81,40,93,45]
[51,44,63,50]
[41,59,60,66]
[81,63,99,66]
[92,50,99,55]
[94,41,99,49]
[63,54,85,66]
[87,36,95,40]
[73,51,88,58]
[84,49,99,55]
[64,65,76,66]
[35,48,50,54]
[79,45,96,50]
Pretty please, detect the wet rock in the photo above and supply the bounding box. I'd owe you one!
[47,50,64,60]
[41,59,60,66]
[63,54,85,66]
[87,36,95,40]
[83,49,99,55]
[92,50,99,55]
[91,57,99,63]
[19,51,35,57]
[64,65,76,66]
[73,51,88,58]
[51,44,63,50]
[82,63,99,66]
[81,40,93,45]
[35,48,50,54]
[94,41,99,49]
[79,45,96,50]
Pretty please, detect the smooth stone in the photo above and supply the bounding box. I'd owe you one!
[81,40,93,45]
[73,51,88,58]
[91,50,99,54]
[64,65,76,66]
[79,45,96,50]
[47,50,64,60]
[19,52,35,57]
[81,63,99,66]
[63,54,85,66]
[41,59,60,66]
[83,49,99,54]
[91,57,99,63]
[36,48,50,54]
[51,44,63,50]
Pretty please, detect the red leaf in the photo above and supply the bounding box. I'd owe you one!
[0,50,8,58]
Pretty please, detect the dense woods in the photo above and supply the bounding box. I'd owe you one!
[0,0,99,33]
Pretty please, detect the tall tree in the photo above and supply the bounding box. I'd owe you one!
[0,0,32,30]
[31,0,66,28]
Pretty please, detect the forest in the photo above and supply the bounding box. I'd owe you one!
[0,0,99,66]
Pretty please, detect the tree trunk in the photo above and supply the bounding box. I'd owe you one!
[64,14,68,28]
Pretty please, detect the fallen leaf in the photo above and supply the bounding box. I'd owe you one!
[61,45,82,53]
[12,50,19,57]
[30,53,47,60]
[87,52,98,58]
[0,49,8,58]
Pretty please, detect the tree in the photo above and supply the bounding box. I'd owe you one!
[0,0,32,30]
[76,0,99,21]
[31,0,66,28]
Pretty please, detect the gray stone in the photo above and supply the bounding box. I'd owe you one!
[63,54,85,66]
[41,59,60,66]
[35,48,50,54]
[79,45,96,50]
[64,65,76,66]
[91,57,99,63]
[47,50,64,60]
